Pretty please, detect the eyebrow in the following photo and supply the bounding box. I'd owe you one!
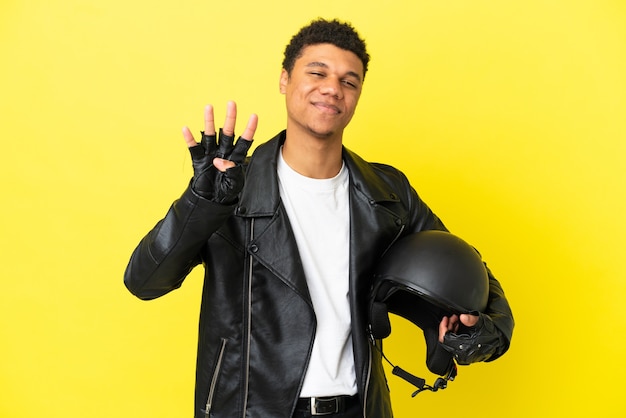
[305,62,362,82]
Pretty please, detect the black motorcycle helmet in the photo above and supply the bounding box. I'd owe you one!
[369,230,489,393]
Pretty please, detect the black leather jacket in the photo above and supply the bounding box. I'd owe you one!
[124,131,514,417]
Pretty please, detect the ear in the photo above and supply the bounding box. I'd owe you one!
[279,69,289,94]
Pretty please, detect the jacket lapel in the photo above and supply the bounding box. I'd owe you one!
[343,147,406,289]
[236,132,312,301]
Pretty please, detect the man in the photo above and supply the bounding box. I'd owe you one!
[124,18,514,418]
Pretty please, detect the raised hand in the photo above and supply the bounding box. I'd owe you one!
[182,102,258,204]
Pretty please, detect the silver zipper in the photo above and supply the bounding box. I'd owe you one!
[362,342,372,418]
[203,338,228,417]
[362,223,404,417]
[381,224,405,258]
[242,218,255,417]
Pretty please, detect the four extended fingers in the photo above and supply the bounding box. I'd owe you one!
[183,101,256,148]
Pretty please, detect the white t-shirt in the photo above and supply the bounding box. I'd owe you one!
[277,149,357,397]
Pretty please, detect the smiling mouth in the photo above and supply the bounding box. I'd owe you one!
[313,102,341,114]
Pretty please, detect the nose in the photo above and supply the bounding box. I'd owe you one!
[319,77,343,99]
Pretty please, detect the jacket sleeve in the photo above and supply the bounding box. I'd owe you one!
[483,265,515,361]
[124,183,236,300]
[401,172,514,360]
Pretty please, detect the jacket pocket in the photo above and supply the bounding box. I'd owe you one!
[200,338,228,417]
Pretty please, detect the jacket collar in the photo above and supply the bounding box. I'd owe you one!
[237,130,400,217]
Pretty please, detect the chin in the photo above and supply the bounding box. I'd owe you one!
[306,124,341,139]
[309,129,335,139]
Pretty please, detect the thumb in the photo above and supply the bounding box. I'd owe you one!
[213,157,236,172]
[460,313,480,327]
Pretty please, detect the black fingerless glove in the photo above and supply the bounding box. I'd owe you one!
[189,129,252,204]
[441,312,503,365]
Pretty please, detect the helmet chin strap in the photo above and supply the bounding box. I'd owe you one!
[373,335,457,397]
[392,364,457,397]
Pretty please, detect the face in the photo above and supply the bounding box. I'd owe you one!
[280,43,364,140]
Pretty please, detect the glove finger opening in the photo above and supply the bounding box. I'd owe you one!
[229,137,253,163]
[216,129,235,159]
[200,132,217,155]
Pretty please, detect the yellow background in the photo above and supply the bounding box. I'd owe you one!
[1,0,625,416]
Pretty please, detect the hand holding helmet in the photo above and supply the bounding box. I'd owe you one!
[440,312,502,364]
[369,230,501,395]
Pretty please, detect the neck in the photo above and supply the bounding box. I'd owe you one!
[282,129,344,179]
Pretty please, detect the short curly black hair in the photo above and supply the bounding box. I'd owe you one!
[282,18,370,78]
